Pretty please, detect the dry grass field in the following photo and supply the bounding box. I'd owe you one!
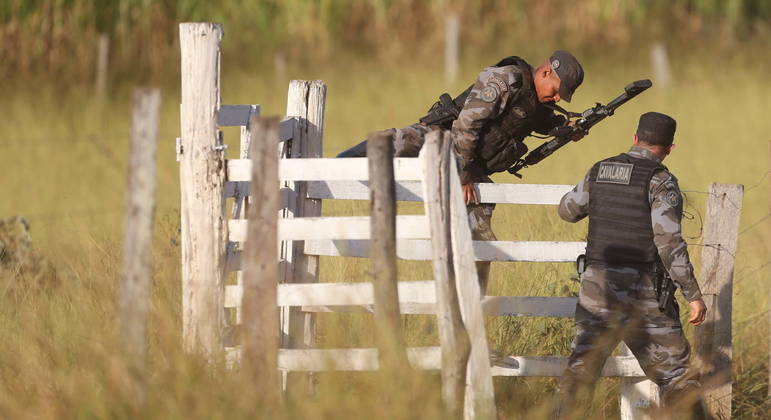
[0,4,769,418]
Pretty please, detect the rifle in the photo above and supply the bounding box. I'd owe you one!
[507,79,653,178]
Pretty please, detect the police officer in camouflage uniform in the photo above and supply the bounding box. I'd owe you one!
[338,51,585,292]
[553,112,708,419]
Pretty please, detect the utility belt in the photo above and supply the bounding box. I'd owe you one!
[576,254,678,318]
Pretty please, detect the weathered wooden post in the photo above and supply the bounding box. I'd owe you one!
[119,88,160,366]
[179,23,227,360]
[95,33,110,97]
[649,43,671,88]
[230,105,260,325]
[445,13,460,85]
[447,150,496,420]
[368,132,410,374]
[695,183,743,419]
[421,130,470,418]
[241,116,281,408]
[281,80,326,392]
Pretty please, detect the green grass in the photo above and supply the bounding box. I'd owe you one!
[0,39,769,418]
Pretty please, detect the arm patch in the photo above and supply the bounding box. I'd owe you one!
[480,85,499,102]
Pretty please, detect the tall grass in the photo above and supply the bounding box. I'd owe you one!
[0,6,769,419]
[2,0,771,83]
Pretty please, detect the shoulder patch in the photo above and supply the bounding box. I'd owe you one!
[596,162,634,185]
[488,75,509,94]
[664,189,681,207]
[480,85,499,103]
[660,180,681,207]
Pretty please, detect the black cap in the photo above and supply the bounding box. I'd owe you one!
[549,50,584,102]
[636,112,677,146]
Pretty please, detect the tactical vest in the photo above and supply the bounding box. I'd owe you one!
[585,153,667,266]
[419,56,537,174]
[474,59,538,174]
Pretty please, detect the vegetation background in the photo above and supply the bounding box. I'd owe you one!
[0,0,768,418]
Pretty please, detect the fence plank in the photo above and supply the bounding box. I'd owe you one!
[368,132,411,374]
[619,343,659,420]
[227,215,430,242]
[298,298,578,317]
[302,239,585,262]
[119,88,160,367]
[695,183,743,419]
[226,240,583,271]
[225,282,578,317]
[227,157,424,182]
[447,152,496,420]
[218,104,258,127]
[179,22,226,359]
[225,347,646,377]
[422,131,469,416]
[306,180,573,205]
[241,116,281,405]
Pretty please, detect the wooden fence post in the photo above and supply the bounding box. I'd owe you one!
[421,131,470,418]
[447,149,496,420]
[281,80,326,392]
[179,23,226,360]
[95,33,109,98]
[119,88,160,367]
[650,43,671,88]
[241,116,281,408]
[231,105,259,325]
[368,132,410,374]
[618,342,659,419]
[695,183,743,419]
[445,13,460,85]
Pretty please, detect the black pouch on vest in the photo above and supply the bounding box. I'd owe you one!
[481,141,528,174]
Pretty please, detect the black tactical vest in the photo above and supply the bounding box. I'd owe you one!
[419,56,539,175]
[474,59,539,174]
[585,153,667,266]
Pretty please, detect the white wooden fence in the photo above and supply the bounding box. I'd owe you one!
[179,22,738,420]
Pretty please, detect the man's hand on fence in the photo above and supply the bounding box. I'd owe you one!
[463,183,479,205]
[688,299,707,326]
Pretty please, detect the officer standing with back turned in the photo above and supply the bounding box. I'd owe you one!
[553,112,709,419]
[338,51,585,293]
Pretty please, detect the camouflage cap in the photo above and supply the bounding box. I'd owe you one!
[550,50,584,102]
[637,112,676,146]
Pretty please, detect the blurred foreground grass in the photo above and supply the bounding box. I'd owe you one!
[0,42,769,418]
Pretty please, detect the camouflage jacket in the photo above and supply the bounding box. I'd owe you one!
[450,62,565,184]
[558,146,702,302]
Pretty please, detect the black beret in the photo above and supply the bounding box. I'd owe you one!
[636,112,676,146]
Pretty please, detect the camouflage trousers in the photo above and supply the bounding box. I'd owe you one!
[554,265,703,419]
[375,124,496,294]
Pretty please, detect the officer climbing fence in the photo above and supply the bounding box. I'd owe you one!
[178,23,742,420]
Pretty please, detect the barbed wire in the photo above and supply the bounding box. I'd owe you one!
[738,213,770,236]
[686,242,737,258]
